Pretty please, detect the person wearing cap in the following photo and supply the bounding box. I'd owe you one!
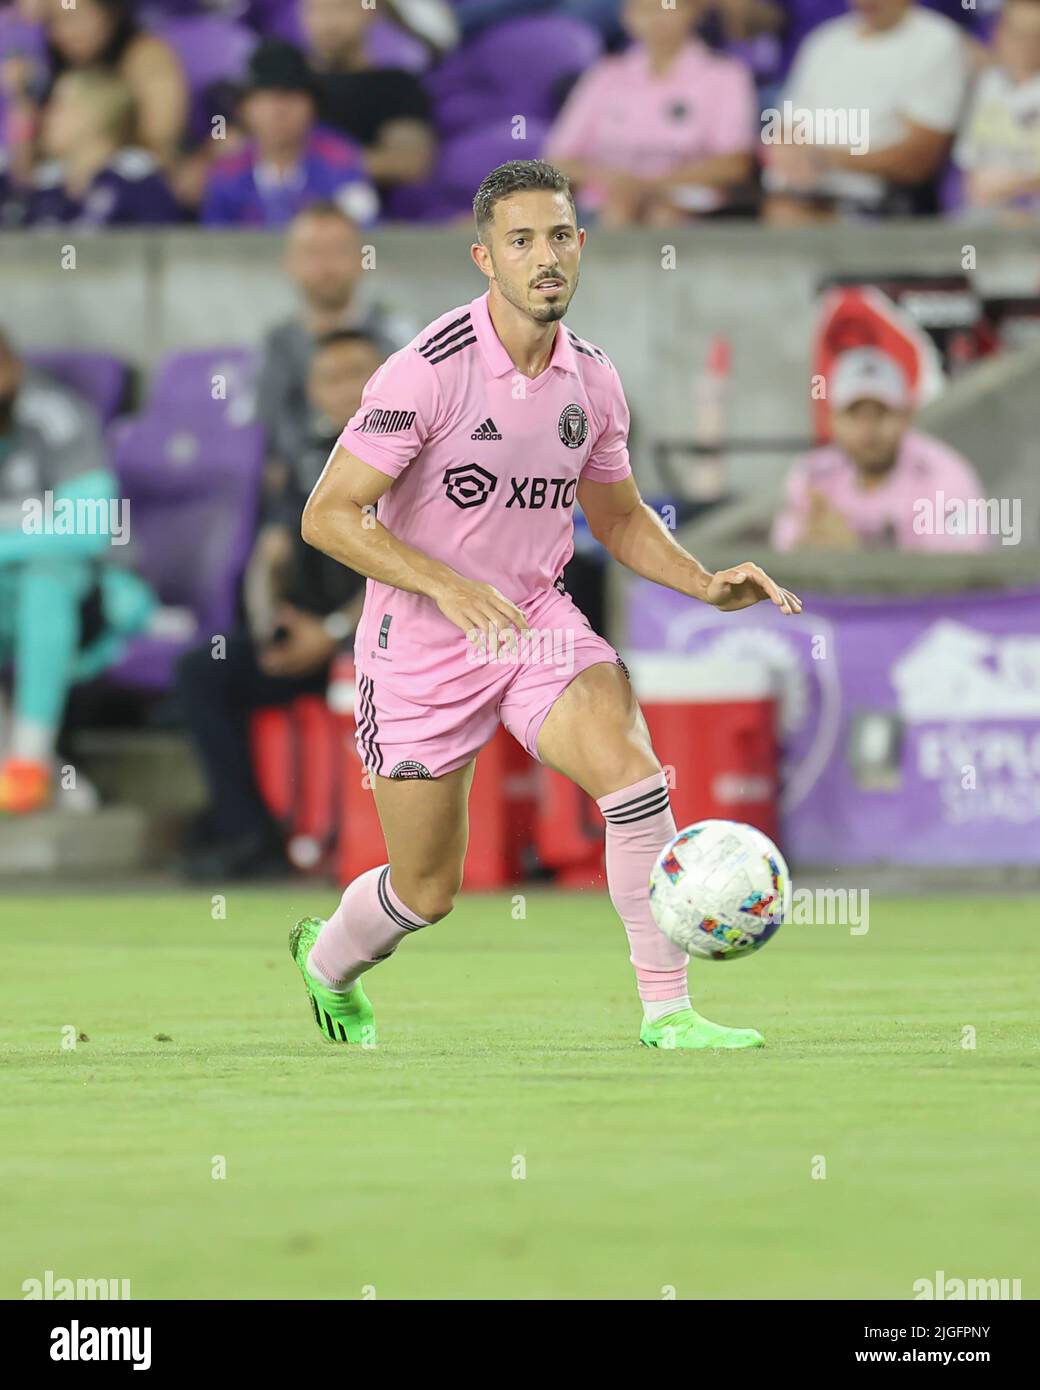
[771,348,991,552]
[201,39,378,229]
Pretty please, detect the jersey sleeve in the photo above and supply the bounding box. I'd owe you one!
[581,359,633,485]
[337,346,443,479]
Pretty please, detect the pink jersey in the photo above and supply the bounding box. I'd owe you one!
[544,39,755,212]
[771,430,992,553]
[337,289,632,658]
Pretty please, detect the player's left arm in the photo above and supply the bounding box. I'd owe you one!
[576,474,802,615]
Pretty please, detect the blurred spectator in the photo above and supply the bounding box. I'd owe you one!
[46,0,189,165]
[299,0,437,191]
[256,201,413,512]
[763,0,969,222]
[954,0,1040,221]
[201,38,378,227]
[176,328,381,882]
[771,349,991,552]
[0,330,156,815]
[545,0,756,225]
[5,69,181,226]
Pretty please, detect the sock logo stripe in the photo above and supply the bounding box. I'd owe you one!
[377,865,425,932]
[600,789,675,817]
[603,785,670,817]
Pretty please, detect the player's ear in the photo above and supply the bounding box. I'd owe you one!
[578,227,586,250]
[470,240,493,280]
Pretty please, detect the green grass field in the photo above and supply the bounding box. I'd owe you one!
[1,888,1037,1300]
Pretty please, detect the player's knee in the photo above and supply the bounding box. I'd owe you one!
[393,870,461,924]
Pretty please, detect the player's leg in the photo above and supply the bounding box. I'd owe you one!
[289,759,474,1044]
[532,660,764,1050]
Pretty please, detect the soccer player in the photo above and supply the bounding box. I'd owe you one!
[292,159,801,1051]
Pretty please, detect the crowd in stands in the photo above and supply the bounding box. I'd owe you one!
[1,0,1036,229]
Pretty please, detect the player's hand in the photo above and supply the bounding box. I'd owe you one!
[704,562,802,615]
[433,577,532,651]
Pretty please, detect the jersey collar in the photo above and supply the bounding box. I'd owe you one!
[470,290,580,379]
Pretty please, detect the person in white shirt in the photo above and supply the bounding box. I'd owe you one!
[763,0,970,222]
[955,0,1040,220]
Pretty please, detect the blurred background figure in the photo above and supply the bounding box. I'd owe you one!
[5,68,180,225]
[954,0,1040,222]
[44,0,186,166]
[0,329,155,814]
[175,328,382,882]
[763,0,969,222]
[771,348,990,552]
[256,200,413,523]
[202,38,378,228]
[299,0,437,195]
[546,0,756,224]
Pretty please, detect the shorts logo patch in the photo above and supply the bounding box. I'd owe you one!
[558,404,589,449]
[389,760,433,780]
[443,462,497,509]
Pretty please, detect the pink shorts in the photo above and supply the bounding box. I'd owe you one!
[352,583,626,780]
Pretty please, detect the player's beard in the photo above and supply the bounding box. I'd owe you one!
[494,260,578,324]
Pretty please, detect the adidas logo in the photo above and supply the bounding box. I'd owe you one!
[471,417,502,441]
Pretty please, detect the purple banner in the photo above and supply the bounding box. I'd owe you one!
[625,583,1040,865]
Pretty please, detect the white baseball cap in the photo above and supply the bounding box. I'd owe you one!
[830,348,910,411]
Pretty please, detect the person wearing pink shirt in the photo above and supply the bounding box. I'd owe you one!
[771,348,992,552]
[545,0,756,225]
[290,159,801,1053]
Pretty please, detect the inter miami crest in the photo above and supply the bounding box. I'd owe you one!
[558,404,589,449]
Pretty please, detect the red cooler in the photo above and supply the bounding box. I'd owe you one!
[627,654,779,840]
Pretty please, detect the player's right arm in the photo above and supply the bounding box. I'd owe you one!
[301,443,530,640]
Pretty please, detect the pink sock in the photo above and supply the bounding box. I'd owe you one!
[308,864,431,990]
[597,772,690,1007]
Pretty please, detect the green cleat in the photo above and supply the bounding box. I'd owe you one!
[639,1007,764,1051]
[288,918,376,1045]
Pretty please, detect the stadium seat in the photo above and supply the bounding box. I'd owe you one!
[25,351,130,427]
[104,406,264,691]
[386,120,550,221]
[150,15,257,138]
[366,19,431,73]
[148,347,259,428]
[422,14,601,139]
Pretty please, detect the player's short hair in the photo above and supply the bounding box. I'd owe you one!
[473,160,577,241]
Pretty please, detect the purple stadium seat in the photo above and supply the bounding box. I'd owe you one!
[366,19,430,73]
[106,407,264,690]
[424,14,602,137]
[0,11,46,139]
[0,11,45,64]
[150,15,257,138]
[386,119,550,222]
[149,347,259,429]
[25,351,130,427]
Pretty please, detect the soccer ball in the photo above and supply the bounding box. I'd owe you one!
[649,819,789,961]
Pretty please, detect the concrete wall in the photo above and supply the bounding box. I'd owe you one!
[3,221,1039,498]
